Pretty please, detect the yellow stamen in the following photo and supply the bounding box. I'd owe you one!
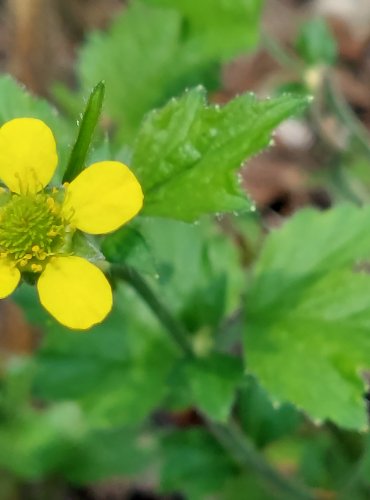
[47,228,58,237]
[47,196,54,206]
[31,263,43,273]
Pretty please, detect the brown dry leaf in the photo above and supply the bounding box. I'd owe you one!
[244,154,308,210]
[5,0,126,95]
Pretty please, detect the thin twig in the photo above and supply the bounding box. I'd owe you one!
[262,33,303,72]
[323,74,370,157]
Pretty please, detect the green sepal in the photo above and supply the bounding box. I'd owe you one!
[101,224,157,276]
[71,232,104,263]
[63,81,105,183]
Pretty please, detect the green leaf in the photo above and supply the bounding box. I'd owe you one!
[0,402,85,479]
[179,353,243,422]
[222,474,271,500]
[358,437,370,491]
[160,428,236,499]
[237,377,301,448]
[146,0,263,60]
[63,81,105,183]
[78,2,187,135]
[138,217,244,332]
[296,18,337,66]
[0,360,153,483]
[132,89,308,221]
[63,426,155,484]
[77,1,262,136]
[244,204,370,430]
[14,284,177,429]
[0,358,35,414]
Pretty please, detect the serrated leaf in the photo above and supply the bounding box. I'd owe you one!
[77,1,262,136]
[160,428,235,500]
[167,353,242,421]
[238,377,301,447]
[78,2,188,135]
[132,89,308,221]
[146,0,263,61]
[244,205,370,430]
[184,353,243,422]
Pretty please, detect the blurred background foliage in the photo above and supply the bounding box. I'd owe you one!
[1,0,370,499]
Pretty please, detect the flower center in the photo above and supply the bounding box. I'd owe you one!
[0,190,69,273]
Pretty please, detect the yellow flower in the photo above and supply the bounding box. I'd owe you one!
[0,118,143,329]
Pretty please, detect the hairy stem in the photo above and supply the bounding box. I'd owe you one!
[111,265,193,356]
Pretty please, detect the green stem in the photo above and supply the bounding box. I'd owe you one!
[323,74,370,157]
[262,33,303,72]
[112,264,316,500]
[208,420,316,500]
[111,265,193,357]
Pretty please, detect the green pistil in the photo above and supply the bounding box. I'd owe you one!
[0,191,68,273]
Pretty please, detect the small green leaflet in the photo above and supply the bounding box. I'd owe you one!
[244,204,370,430]
[131,88,309,221]
[169,353,243,423]
[296,18,337,66]
[63,81,105,183]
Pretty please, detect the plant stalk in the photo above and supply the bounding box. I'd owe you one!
[113,264,316,500]
[111,265,193,357]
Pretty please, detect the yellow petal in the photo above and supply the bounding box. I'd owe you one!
[64,161,143,234]
[0,259,20,298]
[37,256,112,330]
[0,118,58,194]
